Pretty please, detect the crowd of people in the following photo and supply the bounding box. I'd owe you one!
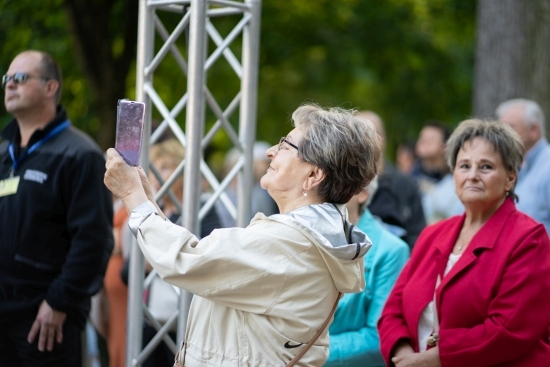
[1,49,550,367]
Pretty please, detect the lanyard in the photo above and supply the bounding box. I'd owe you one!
[8,120,71,174]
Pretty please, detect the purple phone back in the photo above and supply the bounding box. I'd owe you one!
[115,100,145,166]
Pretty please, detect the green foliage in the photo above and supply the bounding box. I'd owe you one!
[258,0,476,158]
[0,0,476,163]
[0,0,97,134]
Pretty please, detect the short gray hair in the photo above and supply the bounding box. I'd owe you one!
[291,104,381,204]
[496,98,546,136]
[445,119,524,200]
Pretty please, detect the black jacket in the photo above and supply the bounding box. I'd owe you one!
[0,106,113,329]
[369,161,426,249]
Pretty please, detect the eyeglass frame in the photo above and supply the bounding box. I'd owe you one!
[278,137,299,152]
[2,72,51,89]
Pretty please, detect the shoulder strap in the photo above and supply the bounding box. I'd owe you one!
[285,292,342,367]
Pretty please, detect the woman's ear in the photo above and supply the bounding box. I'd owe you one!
[505,169,517,192]
[303,165,326,192]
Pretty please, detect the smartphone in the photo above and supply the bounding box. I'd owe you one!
[115,99,145,166]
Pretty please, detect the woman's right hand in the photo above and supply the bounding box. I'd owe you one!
[391,340,415,366]
[392,340,415,359]
[392,346,441,367]
[105,148,148,213]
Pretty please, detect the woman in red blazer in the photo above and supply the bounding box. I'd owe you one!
[378,119,550,367]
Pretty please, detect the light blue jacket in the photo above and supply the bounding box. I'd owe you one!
[325,210,410,367]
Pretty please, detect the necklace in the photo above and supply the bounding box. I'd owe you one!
[454,240,467,253]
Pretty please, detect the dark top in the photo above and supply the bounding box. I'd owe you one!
[0,106,114,329]
[369,161,426,249]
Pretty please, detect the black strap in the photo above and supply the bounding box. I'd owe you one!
[330,203,353,244]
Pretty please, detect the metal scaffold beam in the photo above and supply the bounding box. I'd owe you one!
[127,1,262,365]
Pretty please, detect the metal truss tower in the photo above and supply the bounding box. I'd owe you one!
[126,1,261,365]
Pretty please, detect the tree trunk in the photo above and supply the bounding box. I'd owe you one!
[62,0,138,150]
[473,0,550,137]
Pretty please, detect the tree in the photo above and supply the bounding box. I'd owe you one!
[473,0,550,135]
[0,0,138,150]
[258,0,476,157]
[1,0,477,159]
[63,0,139,150]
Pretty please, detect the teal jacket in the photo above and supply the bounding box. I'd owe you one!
[325,210,409,367]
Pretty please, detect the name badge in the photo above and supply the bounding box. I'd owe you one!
[0,176,20,197]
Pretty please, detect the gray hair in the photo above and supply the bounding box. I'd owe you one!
[496,98,546,136]
[291,104,381,204]
[445,119,524,200]
[358,175,379,214]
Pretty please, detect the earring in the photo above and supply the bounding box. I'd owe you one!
[303,191,308,197]
[505,191,509,197]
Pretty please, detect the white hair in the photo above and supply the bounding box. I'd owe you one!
[358,175,379,215]
[496,98,546,136]
[364,175,379,207]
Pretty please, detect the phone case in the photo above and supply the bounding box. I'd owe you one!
[115,99,145,166]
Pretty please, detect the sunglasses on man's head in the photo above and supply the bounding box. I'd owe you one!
[2,73,50,89]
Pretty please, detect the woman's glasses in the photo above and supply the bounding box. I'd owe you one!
[2,73,50,89]
[278,137,299,151]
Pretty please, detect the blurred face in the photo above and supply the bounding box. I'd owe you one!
[397,145,415,174]
[346,189,369,224]
[416,126,445,160]
[499,104,539,152]
[260,128,313,199]
[4,52,50,115]
[453,137,515,211]
[150,156,183,201]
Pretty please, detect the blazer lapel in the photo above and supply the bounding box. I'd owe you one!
[433,215,464,277]
[439,198,516,289]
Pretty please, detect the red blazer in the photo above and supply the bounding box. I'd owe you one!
[378,198,550,366]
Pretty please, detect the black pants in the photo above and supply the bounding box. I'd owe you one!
[0,317,82,367]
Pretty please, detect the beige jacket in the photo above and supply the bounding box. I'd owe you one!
[130,201,371,367]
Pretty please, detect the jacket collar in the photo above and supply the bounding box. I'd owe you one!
[1,105,67,152]
[434,198,516,286]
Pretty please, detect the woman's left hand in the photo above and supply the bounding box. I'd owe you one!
[392,347,441,367]
[105,148,148,212]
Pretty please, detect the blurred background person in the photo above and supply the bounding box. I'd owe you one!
[359,111,425,249]
[0,50,113,367]
[496,98,550,235]
[411,122,451,194]
[102,197,131,367]
[412,122,463,224]
[217,141,279,227]
[326,176,409,367]
[378,119,550,367]
[396,140,417,176]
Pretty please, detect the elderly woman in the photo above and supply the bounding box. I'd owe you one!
[105,104,381,367]
[378,119,550,367]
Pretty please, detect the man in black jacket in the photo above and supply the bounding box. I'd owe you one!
[359,111,426,249]
[0,50,113,366]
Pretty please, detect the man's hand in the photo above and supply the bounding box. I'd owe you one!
[27,300,67,352]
